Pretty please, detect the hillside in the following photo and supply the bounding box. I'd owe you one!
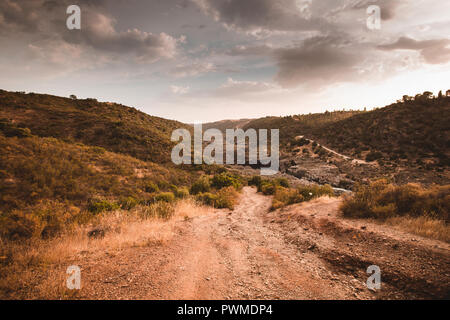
[0,133,193,212]
[202,118,254,132]
[0,90,188,164]
[241,111,363,144]
[308,94,450,169]
[212,93,449,170]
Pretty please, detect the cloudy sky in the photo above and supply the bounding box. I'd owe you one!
[0,0,449,122]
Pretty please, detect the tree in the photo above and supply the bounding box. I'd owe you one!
[422,91,433,99]
[446,90,450,97]
[438,90,443,99]
[70,94,77,99]
[402,95,412,102]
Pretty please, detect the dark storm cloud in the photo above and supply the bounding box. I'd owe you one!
[378,37,450,64]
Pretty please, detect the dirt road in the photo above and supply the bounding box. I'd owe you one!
[68,187,449,299]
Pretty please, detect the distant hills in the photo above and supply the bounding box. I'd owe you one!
[205,92,450,170]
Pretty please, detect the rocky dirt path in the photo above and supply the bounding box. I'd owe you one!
[72,187,449,300]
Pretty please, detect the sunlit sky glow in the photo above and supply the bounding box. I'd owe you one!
[0,0,449,122]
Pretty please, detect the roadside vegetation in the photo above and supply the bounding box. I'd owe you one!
[191,172,244,209]
[340,179,450,242]
[0,121,250,241]
[0,197,214,299]
[249,176,335,210]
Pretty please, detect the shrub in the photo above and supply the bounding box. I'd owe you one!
[274,178,290,188]
[0,119,32,138]
[145,182,159,193]
[260,181,276,195]
[88,200,119,214]
[190,176,211,195]
[340,180,450,221]
[256,178,290,195]
[0,211,38,240]
[270,184,333,210]
[297,184,334,201]
[173,186,189,199]
[248,175,262,188]
[211,172,242,190]
[139,202,175,220]
[215,187,238,209]
[91,146,106,154]
[118,197,139,210]
[196,192,218,207]
[154,192,175,203]
[196,187,238,209]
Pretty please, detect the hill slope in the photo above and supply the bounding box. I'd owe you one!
[216,93,449,169]
[0,90,188,163]
[309,95,450,168]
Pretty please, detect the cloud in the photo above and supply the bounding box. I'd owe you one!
[378,37,450,64]
[170,85,190,94]
[273,35,367,88]
[0,0,181,64]
[192,0,327,34]
[215,77,281,96]
[347,0,404,21]
[169,61,216,78]
[226,44,274,56]
[63,12,181,62]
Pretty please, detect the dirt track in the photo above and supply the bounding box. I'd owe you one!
[73,187,449,299]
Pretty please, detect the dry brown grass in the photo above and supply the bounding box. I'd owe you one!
[385,216,450,243]
[340,180,450,243]
[0,198,214,299]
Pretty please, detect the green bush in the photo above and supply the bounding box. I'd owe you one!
[297,184,334,201]
[196,192,218,207]
[260,182,276,195]
[190,176,211,195]
[248,176,262,187]
[174,187,189,199]
[256,178,289,195]
[155,192,175,203]
[145,182,159,193]
[270,184,334,210]
[118,197,139,210]
[211,172,242,190]
[274,178,290,188]
[196,186,238,209]
[88,200,119,214]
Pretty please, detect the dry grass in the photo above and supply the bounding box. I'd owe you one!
[340,180,450,242]
[385,216,450,243]
[0,198,214,299]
